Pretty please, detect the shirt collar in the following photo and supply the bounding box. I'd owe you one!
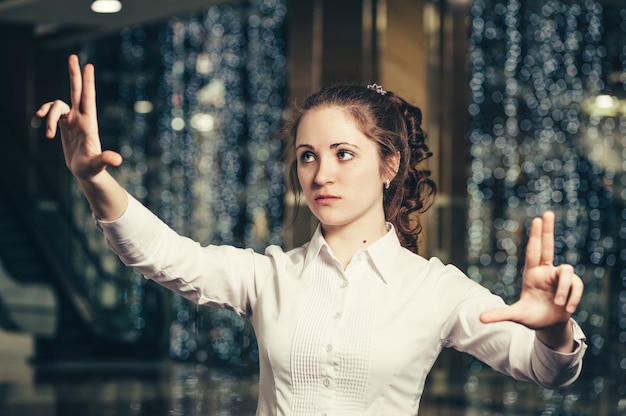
[302,223,403,284]
[302,224,327,271]
[364,223,402,284]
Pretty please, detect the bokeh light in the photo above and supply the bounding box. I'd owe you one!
[468,0,625,413]
[70,0,287,368]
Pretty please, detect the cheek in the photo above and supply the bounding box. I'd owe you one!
[355,165,384,183]
[295,166,309,188]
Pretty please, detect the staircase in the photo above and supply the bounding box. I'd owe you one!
[0,189,58,336]
[0,177,170,360]
[0,116,169,362]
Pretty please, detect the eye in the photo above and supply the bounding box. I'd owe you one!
[337,150,354,161]
[299,151,316,163]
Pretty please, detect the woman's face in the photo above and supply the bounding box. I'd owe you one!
[295,106,387,234]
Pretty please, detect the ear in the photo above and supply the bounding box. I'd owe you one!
[385,151,401,180]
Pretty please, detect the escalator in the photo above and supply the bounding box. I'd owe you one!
[0,189,58,337]
[0,115,170,363]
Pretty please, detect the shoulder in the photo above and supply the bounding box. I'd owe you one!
[394,249,490,298]
[262,242,309,270]
[394,248,461,279]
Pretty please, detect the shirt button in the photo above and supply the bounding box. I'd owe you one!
[332,312,341,319]
[326,344,333,352]
[323,378,331,387]
[339,281,348,289]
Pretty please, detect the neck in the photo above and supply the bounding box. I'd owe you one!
[322,221,388,269]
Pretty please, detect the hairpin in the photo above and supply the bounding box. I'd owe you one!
[367,83,387,95]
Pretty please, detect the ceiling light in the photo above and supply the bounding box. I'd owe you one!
[91,0,122,14]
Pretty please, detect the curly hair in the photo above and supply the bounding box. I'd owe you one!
[283,85,437,254]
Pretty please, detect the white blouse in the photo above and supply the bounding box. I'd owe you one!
[97,194,587,416]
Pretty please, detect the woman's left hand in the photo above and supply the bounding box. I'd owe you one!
[479,211,584,350]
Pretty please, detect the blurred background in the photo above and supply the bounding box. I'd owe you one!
[0,0,625,414]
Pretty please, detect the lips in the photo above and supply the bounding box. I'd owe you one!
[314,194,341,204]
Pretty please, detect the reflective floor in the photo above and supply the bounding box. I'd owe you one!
[0,330,622,416]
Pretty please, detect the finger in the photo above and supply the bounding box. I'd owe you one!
[68,54,83,112]
[41,101,71,138]
[479,306,516,324]
[81,63,97,115]
[553,264,574,306]
[524,216,543,269]
[100,150,123,167]
[565,274,584,314]
[540,211,555,266]
[35,102,53,118]
[89,152,122,174]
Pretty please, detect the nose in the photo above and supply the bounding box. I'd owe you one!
[313,157,335,186]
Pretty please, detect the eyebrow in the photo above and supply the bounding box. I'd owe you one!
[295,142,360,151]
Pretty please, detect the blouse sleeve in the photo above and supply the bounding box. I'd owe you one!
[95,193,265,319]
[438,267,587,390]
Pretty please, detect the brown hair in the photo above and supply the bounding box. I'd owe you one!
[283,85,436,254]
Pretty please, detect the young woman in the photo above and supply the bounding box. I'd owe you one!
[37,55,586,415]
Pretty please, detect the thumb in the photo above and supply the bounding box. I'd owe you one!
[90,151,123,173]
[100,150,123,167]
[479,306,515,324]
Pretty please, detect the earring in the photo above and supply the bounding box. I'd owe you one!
[384,179,390,189]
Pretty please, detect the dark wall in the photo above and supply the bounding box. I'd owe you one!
[0,24,34,146]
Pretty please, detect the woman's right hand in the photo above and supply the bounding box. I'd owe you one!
[35,54,122,181]
[35,54,128,221]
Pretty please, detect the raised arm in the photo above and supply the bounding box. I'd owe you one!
[479,211,584,352]
[35,54,127,221]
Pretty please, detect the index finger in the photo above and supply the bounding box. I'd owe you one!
[525,216,543,269]
[68,54,83,112]
[540,210,555,266]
